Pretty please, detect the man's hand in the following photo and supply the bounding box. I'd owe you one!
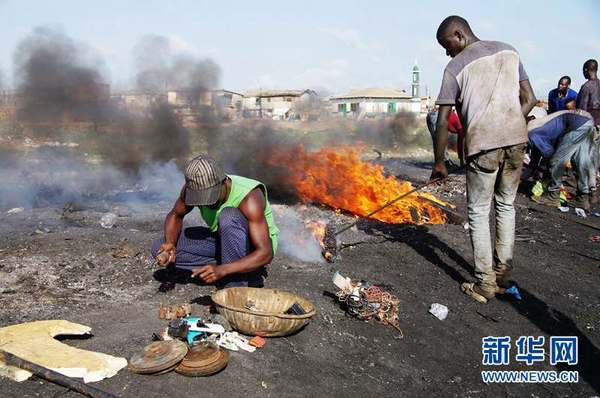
[191,265,225,284]
[430,162,449,181]
[156,242,176,267]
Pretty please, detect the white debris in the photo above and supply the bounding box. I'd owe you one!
[6,207,24,215]
[429,303,449,321]
[100,213,118,229]
[575,208,587,218]
[332,271,352,291]
[558,206,570,213]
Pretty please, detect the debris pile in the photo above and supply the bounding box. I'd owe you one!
[129,302,274,378]
[332,272,403,336]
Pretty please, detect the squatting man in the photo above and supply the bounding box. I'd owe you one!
[151,155,279,288]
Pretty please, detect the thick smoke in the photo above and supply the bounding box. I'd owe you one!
[0,147,184,211]
[355,111,427,150]
[98,102,191,172]
[133,35,220,96]
[1,28,221,211]
[9,28,223,174]
[96,34,222,173]
[13,26,108,124]
[272,206,324,263]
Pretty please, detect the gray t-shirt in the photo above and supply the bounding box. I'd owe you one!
[576,78,600,125]
[436,41,529,156]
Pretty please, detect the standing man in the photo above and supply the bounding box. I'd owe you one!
[548,76,578,114]
[577,59,600,126]
[151,155,279,289]
[430,16,536,303]
[577,59,600,206]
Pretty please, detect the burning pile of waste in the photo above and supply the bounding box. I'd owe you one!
[270,146,447,225]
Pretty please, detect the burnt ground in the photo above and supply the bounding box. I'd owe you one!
[1,156,599,398]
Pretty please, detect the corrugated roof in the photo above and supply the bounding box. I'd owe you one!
[330,88,412,100]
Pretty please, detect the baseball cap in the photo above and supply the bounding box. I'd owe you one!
[184,155,226,206]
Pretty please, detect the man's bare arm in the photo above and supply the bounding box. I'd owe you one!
[192,188,273,283]
[157,185,193,265]
[519,80,537,118]
[430,105,452,180]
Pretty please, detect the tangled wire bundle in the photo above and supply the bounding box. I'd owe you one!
[336,285,403,337]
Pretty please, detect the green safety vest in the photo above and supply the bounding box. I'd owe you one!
[200,175,279,253]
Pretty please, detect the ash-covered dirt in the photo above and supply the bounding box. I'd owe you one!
[1,156,599,398]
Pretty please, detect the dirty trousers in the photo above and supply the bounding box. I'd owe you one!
[151,207,266,288]
[548,121,597,194]
[466,143,526,290]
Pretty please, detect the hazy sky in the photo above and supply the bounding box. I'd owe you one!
[0,0,598,97]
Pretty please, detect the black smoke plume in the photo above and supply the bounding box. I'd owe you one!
[13,26,109,124]
[97,34,222,173]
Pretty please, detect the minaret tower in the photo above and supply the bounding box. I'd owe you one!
[411,61,420,98]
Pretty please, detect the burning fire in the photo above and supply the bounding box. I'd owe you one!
[271,146,447,225]
[304,220,335,261]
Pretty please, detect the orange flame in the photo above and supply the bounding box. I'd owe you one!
[304,220,335,261]
[271,146,446,225]
[305,220,326,243]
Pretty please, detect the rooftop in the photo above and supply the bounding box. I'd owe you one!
[244,89,314,98]
[330,88,412,100]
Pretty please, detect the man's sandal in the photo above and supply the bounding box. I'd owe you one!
[461,282,493,304]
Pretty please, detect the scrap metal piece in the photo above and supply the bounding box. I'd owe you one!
[175,343,229,377]
[128,340,188,375]
[167,319,190,339]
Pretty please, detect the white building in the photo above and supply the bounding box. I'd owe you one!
[242,89,318,119]
[329,62,426,118]
[329,88,419,118]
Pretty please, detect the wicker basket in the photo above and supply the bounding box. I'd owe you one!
[211,287,316,337]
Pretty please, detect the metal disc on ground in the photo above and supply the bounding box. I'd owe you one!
[128,340,188,375]
[175,343,229,377]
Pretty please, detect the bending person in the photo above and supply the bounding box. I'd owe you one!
[151,155,279,288]
[528,109,597,210]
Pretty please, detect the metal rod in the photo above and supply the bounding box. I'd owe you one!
[334,166,465,236]
[334,177,443,236]
[418,196,466,225]
[0,351,119,398]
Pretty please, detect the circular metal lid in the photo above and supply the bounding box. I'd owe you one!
[128,340,189,375]
[175,343,229,377]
